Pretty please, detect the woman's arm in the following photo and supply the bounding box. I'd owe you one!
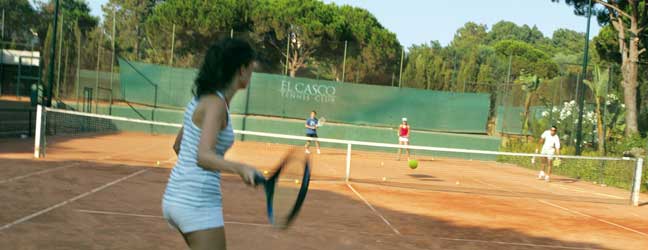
[173,127,183,155]
[195,96,257,184]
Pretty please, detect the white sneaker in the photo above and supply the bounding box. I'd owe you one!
[317,149,321,154]
[305,149,311,154]
[537,171,545,179]
[544,175,550,182]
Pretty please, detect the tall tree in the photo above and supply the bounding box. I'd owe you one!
[487,21,546,45]
[516,73,542,134]
[584,65,610,153]
[0,0,40,44]
[35,0,98,46]
[251,0,343,77]
[337,5,400,85]
[494,39,559,80]
[102,0,157,61]
[553,0,646,135]
[552,28,587,54]
[145,0,251,66]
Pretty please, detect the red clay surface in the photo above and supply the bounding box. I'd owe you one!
[1,132,647,250]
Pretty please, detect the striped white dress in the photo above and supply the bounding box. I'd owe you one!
[163,92,234,208]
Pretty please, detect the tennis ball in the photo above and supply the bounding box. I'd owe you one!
[380,161,384,167]
[381,177,387,181]
[455,181,460,185]
[155,161,160,166]
[263,170,269,175]
[408,159,418,169]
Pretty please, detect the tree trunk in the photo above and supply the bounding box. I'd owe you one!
[595,97,605,154]
[615,12,641,136]
[522,92,534,135]
[622,37,640,135]
[289,52,300,77]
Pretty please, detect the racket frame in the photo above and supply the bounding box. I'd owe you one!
[255,152,311,228]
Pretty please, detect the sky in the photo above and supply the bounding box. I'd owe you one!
[86,0,600,48]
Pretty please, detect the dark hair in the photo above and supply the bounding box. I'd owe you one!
[551,125,558,130]
[194,38,256,97]
[311,110,317,114]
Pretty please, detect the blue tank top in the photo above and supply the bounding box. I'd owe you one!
[163,92,235,208]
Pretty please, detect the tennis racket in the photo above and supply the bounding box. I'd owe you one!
[531,149,538,164]
[316,117,326,127]
[254,150,311,229]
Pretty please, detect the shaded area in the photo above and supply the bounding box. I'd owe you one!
[0,157,629,250]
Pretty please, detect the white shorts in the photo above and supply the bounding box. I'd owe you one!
[399,137,409,143]
[162,202,224,233]
[541,148,555,160]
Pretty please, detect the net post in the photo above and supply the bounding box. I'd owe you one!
[631,158,644,206]
[34,105,43,158]
[345,143,352,182]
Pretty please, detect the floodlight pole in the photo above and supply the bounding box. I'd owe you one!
[46,0,61,107]
[575,0,592,155]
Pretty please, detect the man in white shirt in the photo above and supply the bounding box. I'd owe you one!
[536,126,561,182]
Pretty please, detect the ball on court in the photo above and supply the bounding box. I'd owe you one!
[455,181,460,185]
[294,179,300,184]
[381,177,387,181]
[155,161,160,166]
[408,159,418,169]
[380,161,384,167]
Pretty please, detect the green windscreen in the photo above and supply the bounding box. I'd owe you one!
[119,59,491,133]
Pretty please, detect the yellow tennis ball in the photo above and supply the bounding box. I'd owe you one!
[294,179,300,184]
[455,181,460,185]
[263,170,269,175]
[381,177,387,181]
[408,159,418,169]
[156,161,160,166]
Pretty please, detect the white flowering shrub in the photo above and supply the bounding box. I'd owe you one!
[534,96,625,146]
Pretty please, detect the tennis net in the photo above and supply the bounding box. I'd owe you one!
[34,105,645,206]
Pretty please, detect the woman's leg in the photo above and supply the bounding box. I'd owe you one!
[405,141,410,160]
[184,227,226,250]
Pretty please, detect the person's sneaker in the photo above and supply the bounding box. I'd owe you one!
[317,149,321,154]
[537,171,545,179]
[305,149,311,154]
[544,175,550,182]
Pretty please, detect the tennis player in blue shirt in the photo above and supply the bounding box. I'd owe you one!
[304,111,321,154]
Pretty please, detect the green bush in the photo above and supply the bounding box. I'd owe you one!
[499,138,645,192]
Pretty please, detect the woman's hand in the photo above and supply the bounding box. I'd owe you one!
[238,164,259,186]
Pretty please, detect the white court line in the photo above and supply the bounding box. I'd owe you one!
[346,183,401,235]
[500,176,625,201]
[472,178,648,238]
[0,169,148,231]
[0,164,75,184]
[1,143,161,184]
[74,209,395,235]
[75,209,273,228]
[74,209,601,249]
[76,209,163,219]
[431,236,601,250]
[538,200,648,237]
[158,156,177,164]
[553,184,624,199]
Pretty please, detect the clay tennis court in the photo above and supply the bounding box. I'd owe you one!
[1,132,647,250]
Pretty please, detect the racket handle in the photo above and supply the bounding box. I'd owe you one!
[254,172,266,186]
